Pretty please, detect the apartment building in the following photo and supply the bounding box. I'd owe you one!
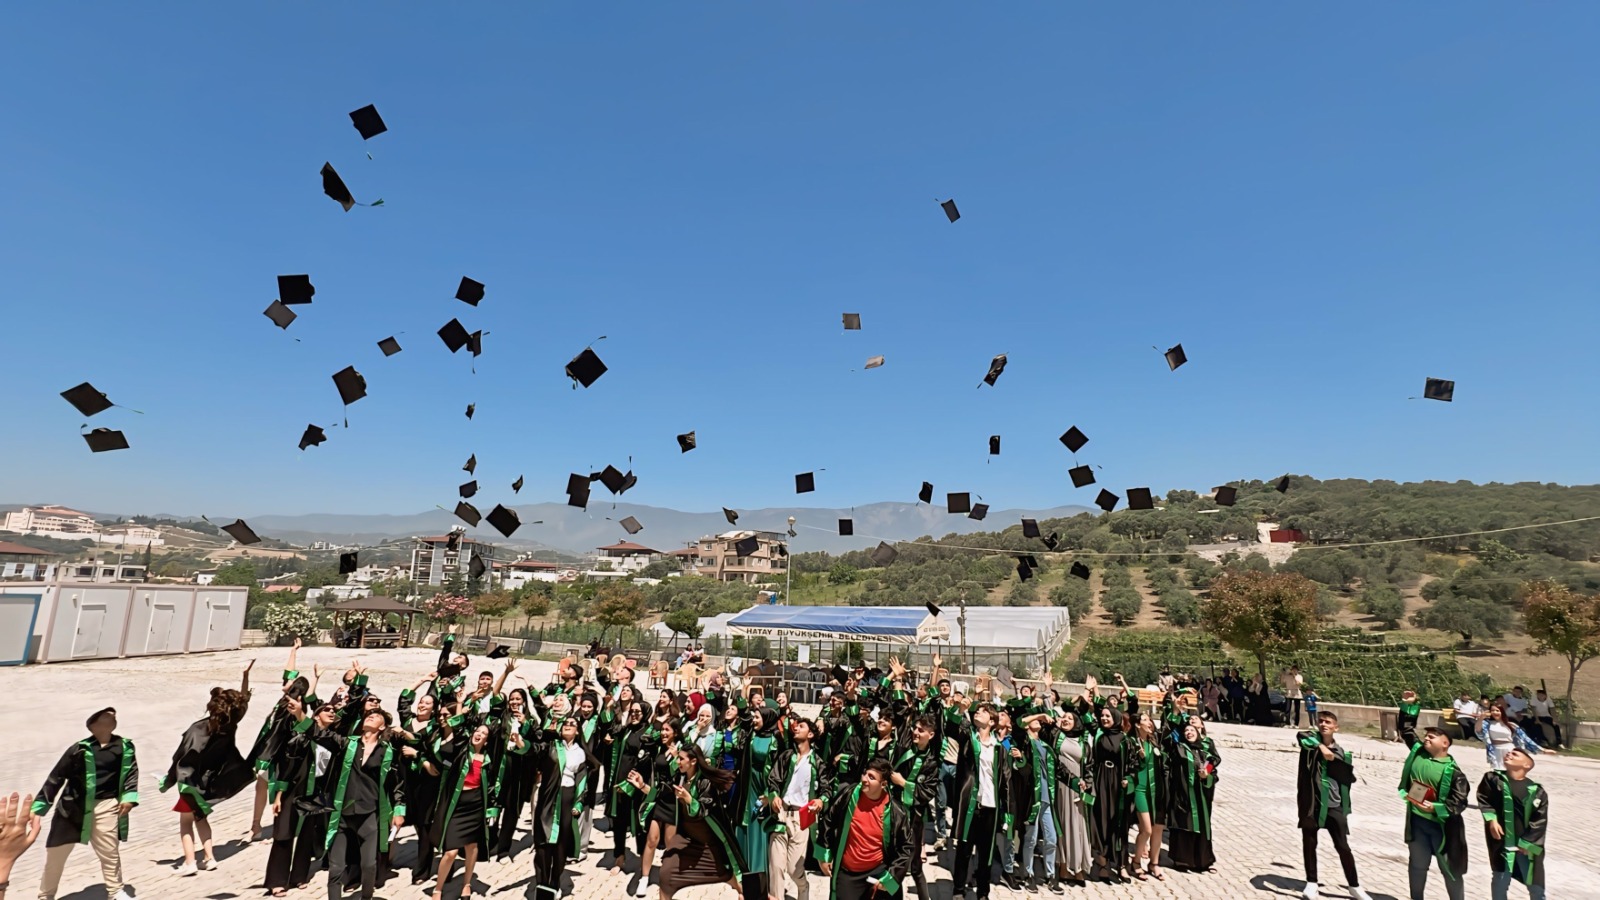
[693,530,787,584]
[410,531,498,587]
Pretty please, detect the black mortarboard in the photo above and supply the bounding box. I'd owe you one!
[1423,377,1454,402]
[459,480,478,499]
[1070,561,1091,580]
[567,485,590,509]
[1127,487,1154,510]
[776,543,788,557]
[469,553,487,579]
[446,531,461,551]
[456,277,485,307]
[1214,486,1237,507]
[1069,465,1096,488]
[61,383,113,417]
[378,336,402,356]
[830,664,849,684]
[598,465,627,494]
[796,472,815,494]
[487,645,510,660]
[221,519,260,545]
[463,454,476,475]
[278,274,315,305]
[982,354,1007,387]
[677,431,696,453]
[1020,554,1040,569]
[969,503,989,521]
[1059,426,1088,453]
[842,313,861,330]
[1094,490,1119,512]
[466,331,483,357]
[566,473,588,495]
[512,475,524,494]
[454,501,481,527]
[1021,518,1040,538]
[619,469,639,494]
[1016,559,1033,581]
[339,551,358,575]
[1276,475,1291,493]
[723,507,739,525]
[989,435,1000,455]
[918,482,933,504]
[734,536,758,556]
[925,601,941,618]
[464,403,475,420]
[871,541,898,566]
[332,366,367,406]
[941,199,960,223]
[947,492,971,514]
[486,504,520,538]
[565,347,607,388]
[83,428,128,453]
[1165,344,1187,371]
[321,162,355,211]
[1042,532,1060,552]
[438,319,470,353]
[619,516,643,535]
[299,424,326,451]
[349,104,387,140]
[263,300,297,330]
[838,518,853,536]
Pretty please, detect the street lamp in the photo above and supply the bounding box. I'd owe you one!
[784,516,796,605]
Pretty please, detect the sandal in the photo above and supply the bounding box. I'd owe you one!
[1132,869,1148,882]
[270,890,287,897]
[1148,866,1167,882]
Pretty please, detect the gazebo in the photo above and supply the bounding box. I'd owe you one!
[324,595,419,648]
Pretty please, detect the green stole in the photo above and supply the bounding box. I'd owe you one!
[960,731,1012,841]
[76,737,135,843]
[1493,775,1543,884]
[895,745,926,807]
[325,737,398,852]
[822,786,899,895]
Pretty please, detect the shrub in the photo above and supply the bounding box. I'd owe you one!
[260,603,321,643]
[423,594,476,623]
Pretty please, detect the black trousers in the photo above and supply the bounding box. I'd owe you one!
[1302,820,1359,887]
[327,812,379,900]
[534,843,564,899]
[907,812,929,897]
[265,804,327,890]
[610,790,644,861]
[954,807,998,897]
[494,793,528,860]
[837,865,901,900]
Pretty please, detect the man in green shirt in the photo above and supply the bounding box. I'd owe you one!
[1399,727,1469,900]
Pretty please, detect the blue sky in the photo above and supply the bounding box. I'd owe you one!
[3,4,1598,518]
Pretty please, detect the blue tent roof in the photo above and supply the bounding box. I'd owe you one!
[727,606,947,643]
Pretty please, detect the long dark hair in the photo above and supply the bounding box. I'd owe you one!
[206,687,250,734]
[676,741,734,794]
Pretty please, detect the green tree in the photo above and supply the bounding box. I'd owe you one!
[1362,584,1406,629]
[1410,594,1511,647]
[297,565,342,590]
[1202,570,1320,683]
[517,587,551,619]
[212,560,259,587]
[554,592,585,623]
[1048,579,1094,626]
[637,558,682,580]
[1161,588,1200,627]
[1102,587,1142,626]
[475,591,513,620]
[1006,581,1039,607]
[1521,580,1600,741]
[828,562,860,586]
[591,584,649,642]
[441,572,467,597]
[663,607,704,642]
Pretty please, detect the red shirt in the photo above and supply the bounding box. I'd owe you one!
[841,790,888,873]
[463,757,483,790]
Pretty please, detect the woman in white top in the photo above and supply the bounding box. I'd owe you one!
[1475,702,1547,770]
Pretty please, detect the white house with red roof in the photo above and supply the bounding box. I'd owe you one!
[588,541,663,577]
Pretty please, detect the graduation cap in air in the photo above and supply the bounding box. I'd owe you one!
[456,277,485,306]
[446,531,461,551]
[838,518,853,536]
[870,541,899,566]
[918,482,934,504]
[969,503,989,521]
[332,366,367,406]
[82,428,128,453]
[465,403,475,420]
[1276,475,1291,493]
[469,553,487,579]
[339,551,358,575]
[466,331,483,358]
[1069,465,1096,489]
[830,664,850,685]
[1164,344,1187,371]
[1094,490,1119,513]
[1016,559,1033,581]
[619,516,643,535]
[463,454,477,475]
[565,347,607,388]
[1070,561,1091,580]
[1214,486,1237,507]
[486,505,521,538]
[843,313,861,330]
[566,473,590,496]
[278,274,315,305]
[378,336,402,357]
[567,485,590,509]
[1020,555,1040,570]
[61,383,114,417]
[1059,427,1088,454]
[438,319,471,353]
[349,104,387,140]
[981,354,1007,387]
[1021,518,1040,538]
[989,435,1000,455]
[459,480,478,499]
[723,508,739,525]
[1042,532,1061,552]
[221,519,260,545]
[796,472,816,494]
[263,301,297,330]
[734,536,758,556]
[677,431,696,453]
[1127,488,1154,510]
[487,645,510,660]
[512,476,524,494]
[947,493,971,514]
[925,601,941,618]
[598,466,628,495]
[321,162,380,211]
[299,424,326,451]
[940,199,960,223]
[1423,377,1454,402]
[454,502,481,527]
[863,355,885,370]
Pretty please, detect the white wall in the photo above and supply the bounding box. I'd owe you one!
[0,583,248,663]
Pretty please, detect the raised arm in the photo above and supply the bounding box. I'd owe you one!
[241,657,256,695]
[284,637,301,683]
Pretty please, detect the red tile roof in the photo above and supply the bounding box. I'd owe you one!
[0,540,50,556]
[669,548,700,557]
[597,542,659,554]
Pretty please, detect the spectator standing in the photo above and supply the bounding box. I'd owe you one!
[1281,666,1306,727]
[1303,688,1320,724]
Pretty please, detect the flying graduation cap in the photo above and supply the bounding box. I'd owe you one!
[220,519,260,545]
[1276,475,1291,493]
[838,518,853,536]
[454,502,481,527]
[598,466,628,495]
[1059,426,1088,453]
[1127,488,1155,510]
[796,472,815,494]
[320,162,380,210]
[456,277,485,307]
[1042,533,1061,551]
[567,484,590,509]
[61,383,114,417]
[378,336,402,356]
[1016,558,1033,581]
[677,431,696,453]
[947,493,971,514]
[349,105,387,140]
[439,319,470,353]
[339,551,359,575]
[989,435,1000,456]
[842,313,861,330]
[465,403,475,420]
[863,355,885,370]
[1070,561,1091,580]
[469,553,487,579]
[940,199,960,223]
[299,424,326,451]
[565,347,607,388]
[332,366,367,406]
[969,503,989,521]
[1423,377,1455,402]
[1164,344,1188,371]
[82,428,129,453]
[486,505,521,538]
[734,536,759,556]
[263,301,297,330]
[619,516,643,535]
[512,476,524,494]
[463,454,477,475]
[486,645,510,660]
[459,480,478,499]
[980,354,1007,387]
[1021,518,1040,538]
[278,274,315,305]
[1214,486,1237,507]
[870,541,899,566]
[1095,489,1120,512]
[918,482,933,505]
[723,508,739,525]
[1069,465,1096,488]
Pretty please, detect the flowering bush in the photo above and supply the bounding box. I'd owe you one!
[424,594,476,624]
[260,603,321,643]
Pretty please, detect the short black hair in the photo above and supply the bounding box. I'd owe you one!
[863,758,892,782]
[1316,709,1339,723]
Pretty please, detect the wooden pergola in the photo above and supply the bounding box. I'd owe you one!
[325,595,419,649]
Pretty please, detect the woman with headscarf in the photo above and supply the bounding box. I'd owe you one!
[1165,721,1216,873]
[658,743,746,900]
[1086,705,1132,883]
[733,706,781,900]
[1051,707,1093,888]
[159,661,256,876]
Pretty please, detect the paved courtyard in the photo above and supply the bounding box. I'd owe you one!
[1,648,1595,900]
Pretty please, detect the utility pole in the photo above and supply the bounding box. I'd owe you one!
[784,516,796,604]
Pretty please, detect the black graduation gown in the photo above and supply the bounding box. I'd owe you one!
[34,737,139,848]
[1476,771,1548,887]
[950,716,1014,868]
[160,717,254,818]
[1295,731,1354,830]
[1087,728,1132,870]
[526,730,595,858]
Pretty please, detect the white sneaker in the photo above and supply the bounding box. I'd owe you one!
[1301,883,1318,900]
[199,857,218,872]
[1349,888,1372,900]
[112,890,135,900]
[176,863,198,877]
[633,879,651,898]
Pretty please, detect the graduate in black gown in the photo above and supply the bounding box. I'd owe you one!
[1086,705,1133,883]
[264,696,337,895]
[1165,721,1217,873]
[526,707,597,900]
[158,661,256,876]
[423,712,508,900]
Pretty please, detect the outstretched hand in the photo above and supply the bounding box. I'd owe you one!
[0,790,43,871]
